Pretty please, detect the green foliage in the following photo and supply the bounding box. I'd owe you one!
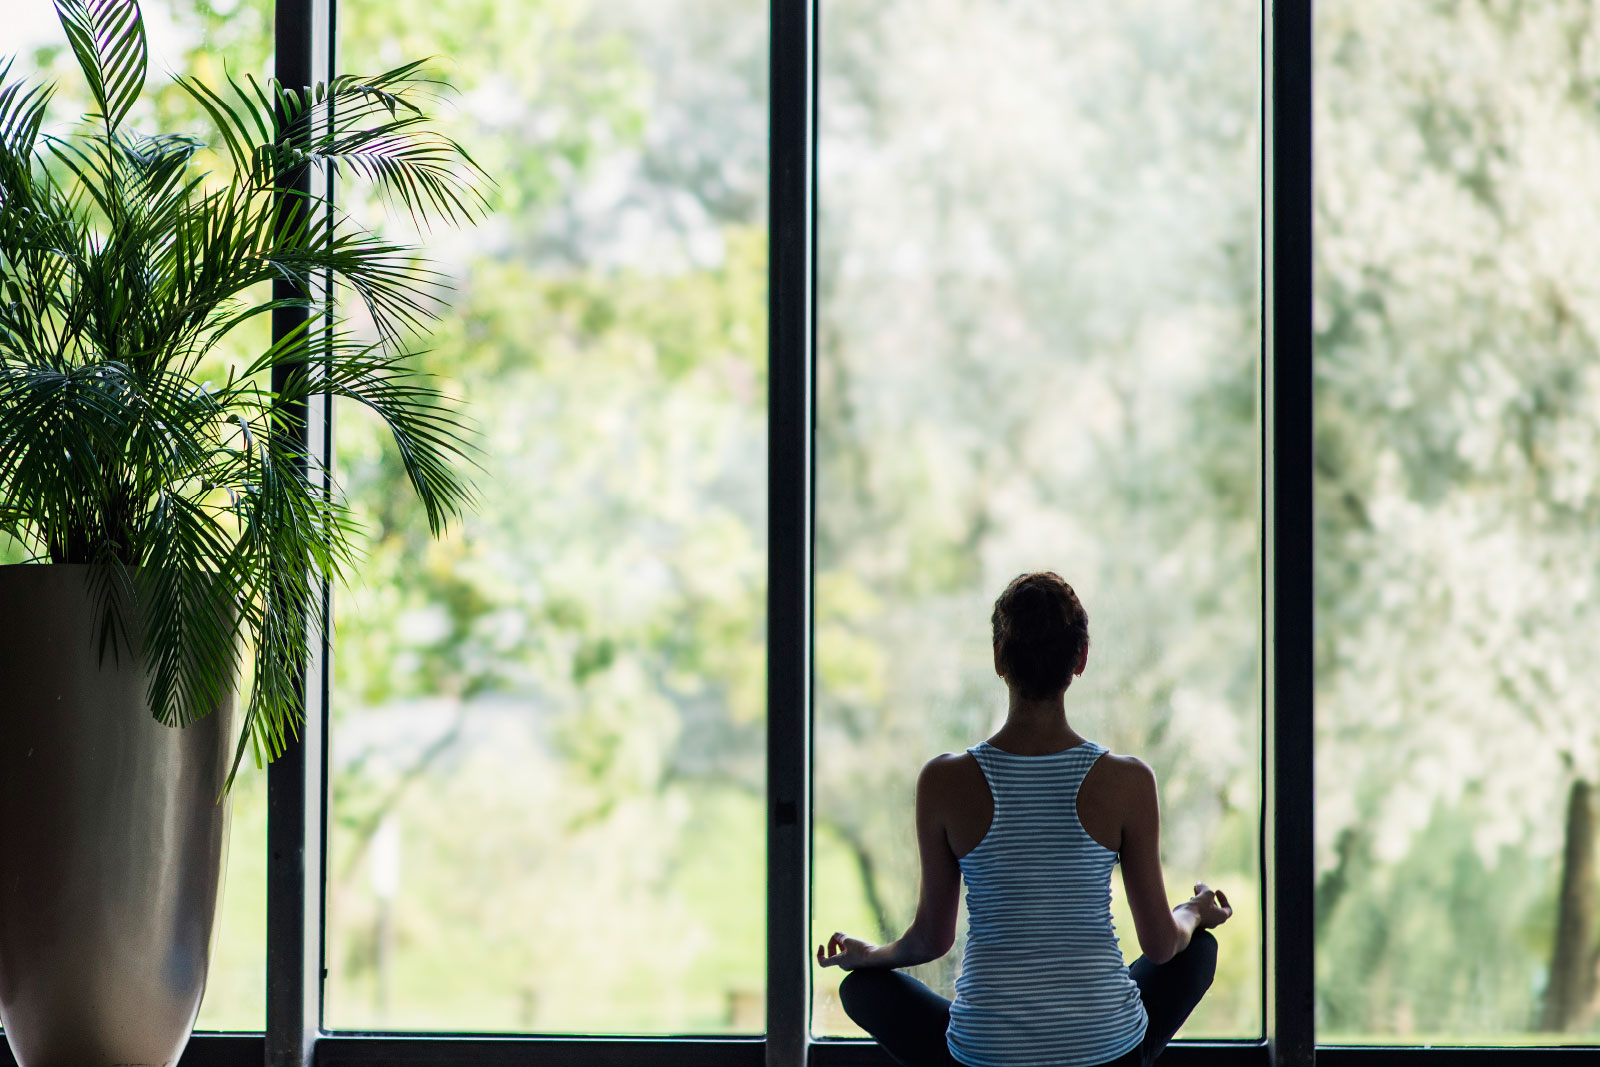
[0,0,485,781]
[1316,807,1560,1039]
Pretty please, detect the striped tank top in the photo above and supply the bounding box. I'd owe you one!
[945,740,1147,1067]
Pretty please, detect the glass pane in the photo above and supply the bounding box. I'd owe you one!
[326,0,768,1032]
[1315,0,1600,1045]
[814,0,1263,1042]
[4,0,273,1033]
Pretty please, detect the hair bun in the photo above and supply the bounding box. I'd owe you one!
[990,572,1089,699]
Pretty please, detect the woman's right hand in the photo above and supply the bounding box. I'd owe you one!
[1187,883,1232,929]
[816,931,877,970]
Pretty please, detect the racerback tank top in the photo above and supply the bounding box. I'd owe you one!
[945,740,1147,1067]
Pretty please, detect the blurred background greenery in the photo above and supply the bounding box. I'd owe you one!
[5,0,1600,1045]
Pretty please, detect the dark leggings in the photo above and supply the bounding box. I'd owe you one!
[838,930,1217,1067]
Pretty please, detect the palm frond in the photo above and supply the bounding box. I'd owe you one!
[0,62,53,172]
[271,334,479,534]
[52,0,147,132]
[139,490,245,727]
[177,66,493,226]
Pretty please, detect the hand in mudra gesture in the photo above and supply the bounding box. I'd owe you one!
[816,931,876,970]
[1187,883,1232,929]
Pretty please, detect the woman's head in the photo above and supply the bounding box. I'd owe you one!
[991,571,1090,698]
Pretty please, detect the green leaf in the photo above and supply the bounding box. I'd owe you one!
[53,0,148,132]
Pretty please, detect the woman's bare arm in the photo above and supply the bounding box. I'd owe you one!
[1116,756,1232,965]
[817,755,963,970]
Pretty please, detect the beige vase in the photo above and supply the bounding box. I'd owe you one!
[0,564,234,1067]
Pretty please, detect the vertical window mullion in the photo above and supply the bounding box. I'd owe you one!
[1265,0,1315,1063]
[314,0,337,1043]
[266,1,329,1064]
[767,2,817,1065]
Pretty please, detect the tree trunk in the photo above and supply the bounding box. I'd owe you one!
[1314,827,1364,939]
[834,825,894,943]
[1539,778,1595,1031]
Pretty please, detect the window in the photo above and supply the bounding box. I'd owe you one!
[812,0,1263,1041]
[325,0,769,1033]
[1314,0,1600,1044]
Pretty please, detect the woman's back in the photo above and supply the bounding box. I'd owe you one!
[947,740,1147,1067]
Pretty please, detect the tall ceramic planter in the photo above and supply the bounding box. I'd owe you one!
[0,565,234,1067]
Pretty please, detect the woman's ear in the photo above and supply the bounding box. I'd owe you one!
[993,642,1005,679]
[1074,642,1089,677]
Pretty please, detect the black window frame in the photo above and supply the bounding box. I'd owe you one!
[139,1,1593,1065]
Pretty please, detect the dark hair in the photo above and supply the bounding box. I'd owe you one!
[991,571,1090,699]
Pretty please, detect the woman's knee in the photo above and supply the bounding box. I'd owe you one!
[1183,929,1219,990]
[838,968,888,1026]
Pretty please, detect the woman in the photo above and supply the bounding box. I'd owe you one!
[817,571,1232,1067]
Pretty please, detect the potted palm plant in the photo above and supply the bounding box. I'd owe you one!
[0,2,485,1064]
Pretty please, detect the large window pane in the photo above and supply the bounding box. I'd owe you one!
[327,0,768,1032]
[4,0,273,1033]
[1315,0,1600,1044]
[813,0,1263,1040]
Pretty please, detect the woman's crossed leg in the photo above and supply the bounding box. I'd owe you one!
[839,930,1218,1067]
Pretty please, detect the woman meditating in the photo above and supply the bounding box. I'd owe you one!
[817,571,1231,1067]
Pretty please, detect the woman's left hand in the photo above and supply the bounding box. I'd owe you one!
[817,931,876,970]
[1188,883,1233,929]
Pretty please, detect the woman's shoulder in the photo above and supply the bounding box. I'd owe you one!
[920,748,982,780]
[1093,749,1154,775]
[918,750,994,857]
[917,749,988,801]
[1082,750,1159,803]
